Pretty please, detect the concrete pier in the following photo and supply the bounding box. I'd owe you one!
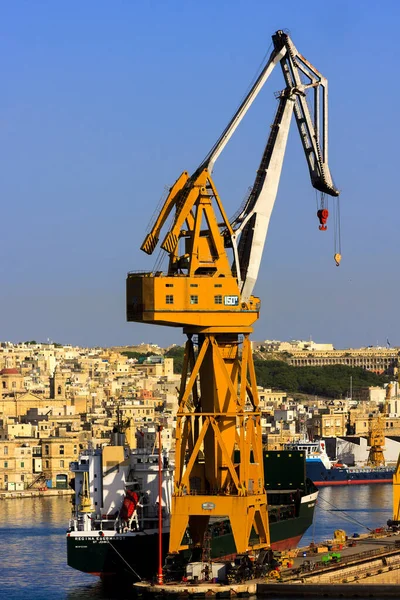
[134,581,257,597]
[0,488,73,500]
[133,532,400,597]
[258,583,400,597]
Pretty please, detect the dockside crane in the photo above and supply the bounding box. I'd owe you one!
[127,30,340,556]
[367,383,392,467]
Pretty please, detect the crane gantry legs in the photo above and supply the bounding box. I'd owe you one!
[168,331,270,555]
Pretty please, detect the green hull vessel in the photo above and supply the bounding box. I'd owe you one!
[67,450,318,580]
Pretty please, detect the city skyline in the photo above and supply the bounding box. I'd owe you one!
[1,2,400,348]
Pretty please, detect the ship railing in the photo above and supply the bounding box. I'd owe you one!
[68,518,78,532]
[69,516,96,533]
[347,466,395,473]
[69,461,89,472]
[82,511,171,532]
[179,488,261,496]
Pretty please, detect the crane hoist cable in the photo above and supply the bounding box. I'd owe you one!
[333,194,342,266]
[318,495,373,532]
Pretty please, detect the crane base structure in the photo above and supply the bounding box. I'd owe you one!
[169,330,269,554]
[127,263,270,554]
[127,30,340,558]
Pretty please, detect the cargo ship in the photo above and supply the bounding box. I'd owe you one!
[66,436,318,581]
[285,440,395,486]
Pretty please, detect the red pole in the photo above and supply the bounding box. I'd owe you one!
[157,425,164,585]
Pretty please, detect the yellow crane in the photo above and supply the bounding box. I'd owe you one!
[392,453,400,525]
[367,383,392,467]
[127,30,339,556]
[387,383,400,529]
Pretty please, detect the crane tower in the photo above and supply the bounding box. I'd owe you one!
[127,31,340,555]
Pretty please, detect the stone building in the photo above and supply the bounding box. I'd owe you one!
[0,435,79,490]
[41,435,79,489]
[287,348,399,375]
[0,368,25,397]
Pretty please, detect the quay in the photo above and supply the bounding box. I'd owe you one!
[0,488,73,500]
[134,580,257,597]
[133,531,400,597]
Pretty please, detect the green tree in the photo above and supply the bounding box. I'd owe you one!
[253,360,388,398]
[165,346,185,374]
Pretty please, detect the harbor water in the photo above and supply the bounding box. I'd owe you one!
[0,485,393,599]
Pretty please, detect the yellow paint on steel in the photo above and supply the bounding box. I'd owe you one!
[393,453,400,522]
[128,167,270,555]
[169,494,269,555]
[126,274,260,328]
[140,171,189,255]
[169,334,270,554]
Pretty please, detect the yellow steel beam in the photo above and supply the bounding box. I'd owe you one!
[141,171,189,255]
[178,336,210,411]
[209,416,242,493]
[394,453,400,521]
[169,495,269,554]
[179,417,210,492]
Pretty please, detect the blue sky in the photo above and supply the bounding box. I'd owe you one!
[1,1,400,349]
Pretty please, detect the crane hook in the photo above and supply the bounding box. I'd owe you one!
[317,208,329,231]
[334,253,341,267]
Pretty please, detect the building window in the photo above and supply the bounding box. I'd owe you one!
[45,460,49,469]
[4,446,8,456]
[4,462,8,468]
[20,462,24,468]
[57,385,62,395]
[214,295,222,304]
[59,445,64,455]
[60,460,64,468]
[165,295,174,305]
[214,284,222,288]
[2,382,6,389]
[165,283,174,288]
[4,474,8,483]
[190,284,198,288]
[44,445,49,455]
[190,295,198,305]
[73,445,77,454]
[12,381,16,388]
[21,474,25,482]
